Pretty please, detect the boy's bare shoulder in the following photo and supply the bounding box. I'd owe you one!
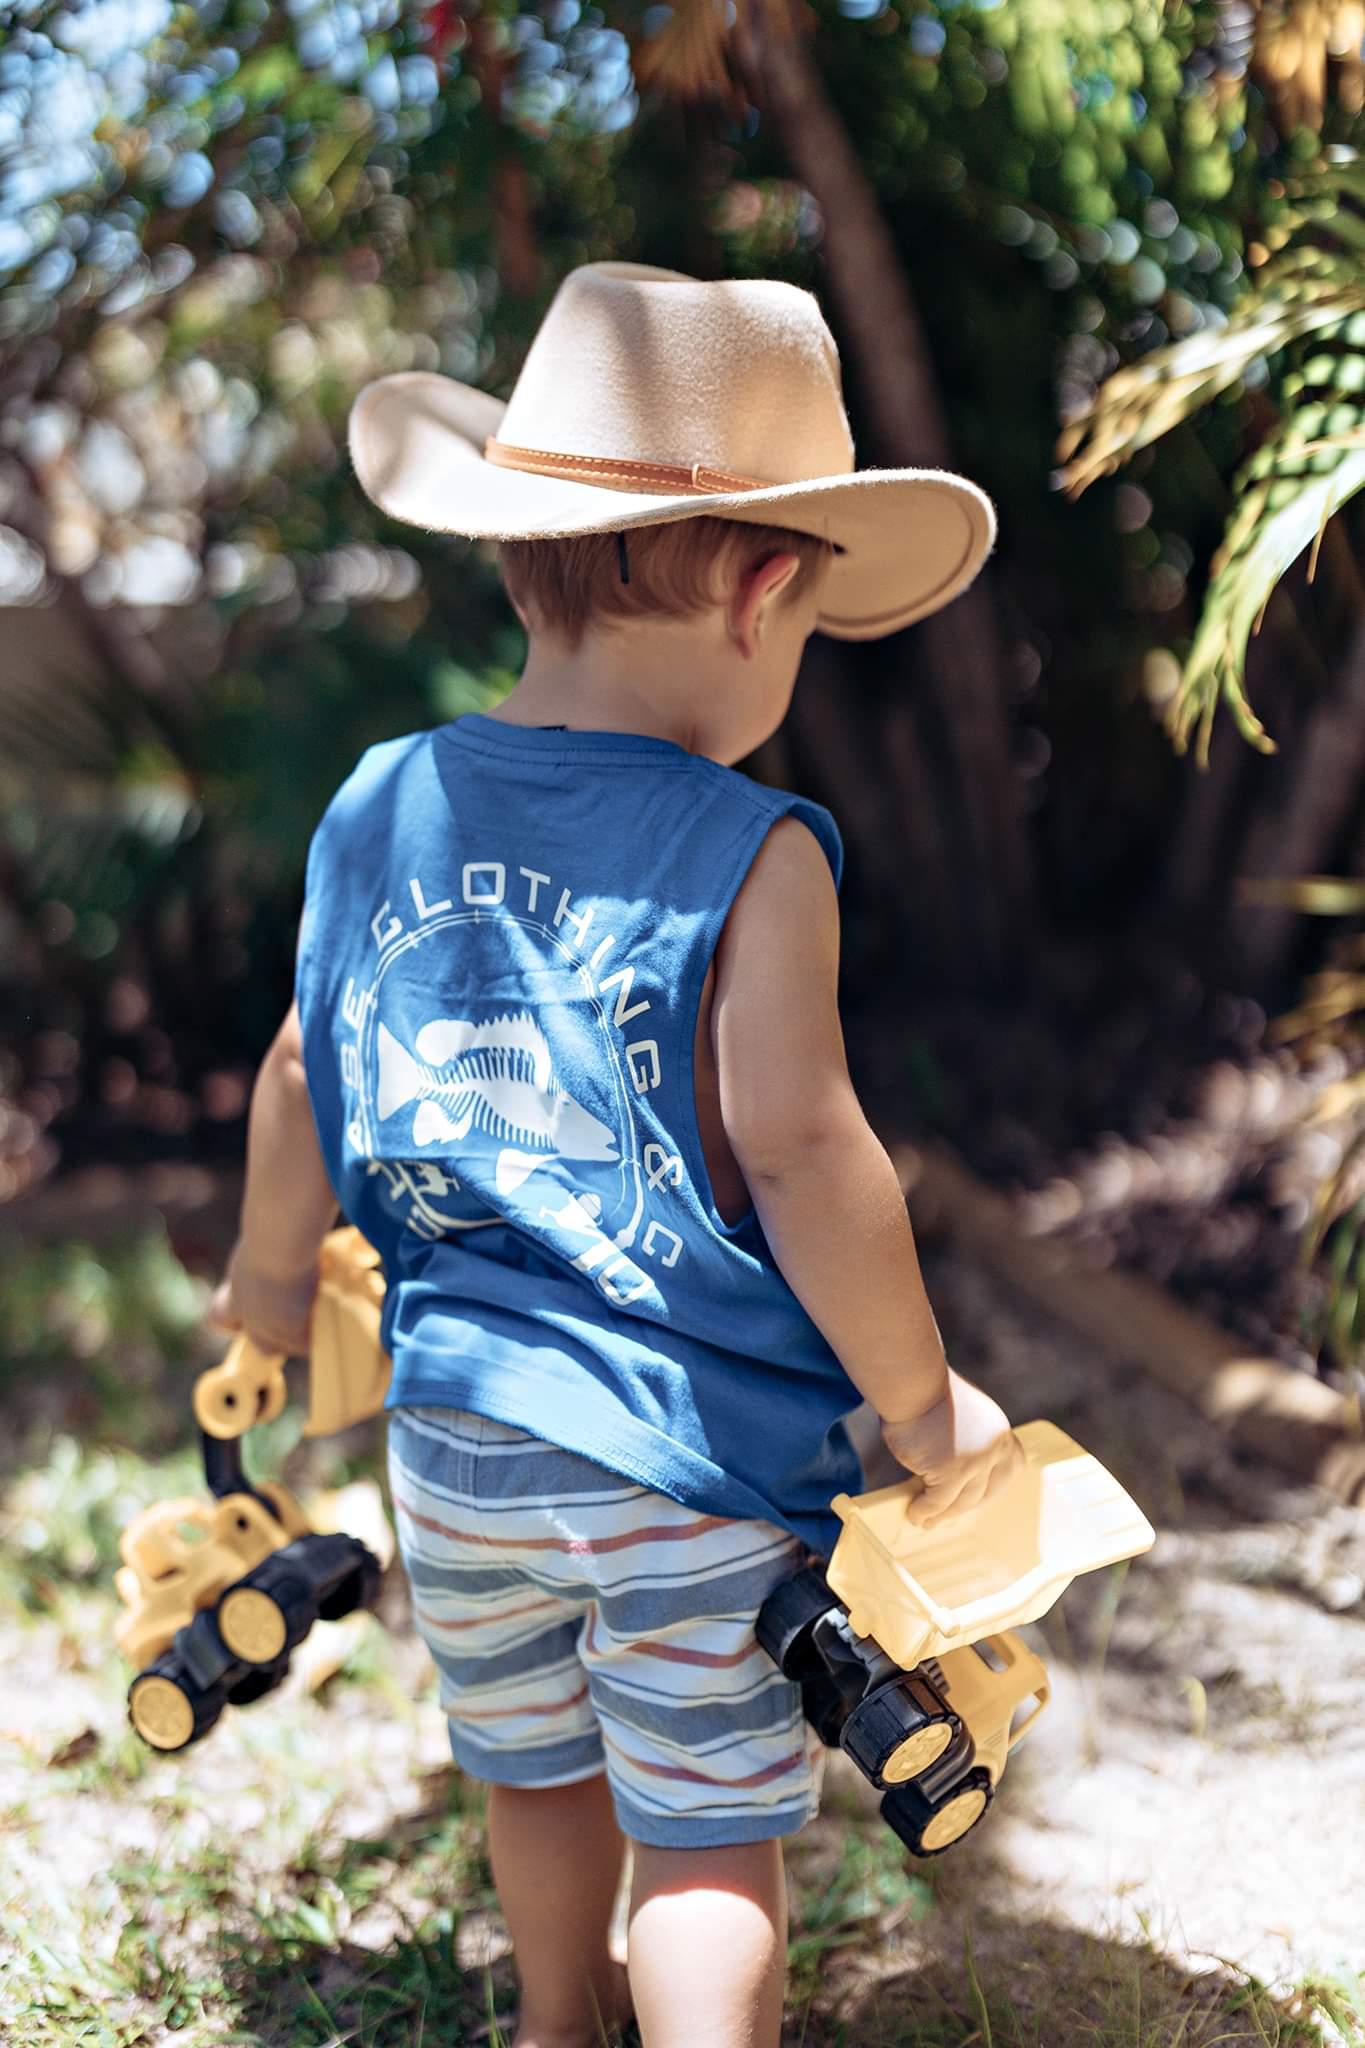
[722,812,838,942]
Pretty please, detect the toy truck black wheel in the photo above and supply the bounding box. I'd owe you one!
[225,1659,291,1707]
[128,1659,225,1753]
[801,1666,857,1749]
[880,1766,993,1858]
[215,1533,381,1666]
[841,1670,964,1789]
[216,1584,294,1666]
[315,1535,384,1621]
[755,1565,838,1680]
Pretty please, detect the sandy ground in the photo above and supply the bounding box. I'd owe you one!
[839,1243,1365,1998]
[3,1237,1363,2043]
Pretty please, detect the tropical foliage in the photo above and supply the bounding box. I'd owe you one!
[1059,153,1365,763]
[3,0,1365,1363]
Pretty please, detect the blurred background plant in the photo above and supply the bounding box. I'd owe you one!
[1,0,1364,1391]
[1232,870,1365,1396]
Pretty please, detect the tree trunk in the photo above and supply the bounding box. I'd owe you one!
[731,0,1034,984]
[784,638,967,973]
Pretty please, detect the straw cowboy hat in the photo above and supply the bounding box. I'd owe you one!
[348,261,997,640]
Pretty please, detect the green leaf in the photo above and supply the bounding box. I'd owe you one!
[1168,435,1365,761]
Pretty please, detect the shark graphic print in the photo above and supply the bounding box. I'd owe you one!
[375,1011,619,1197]
[335,865,688,1314]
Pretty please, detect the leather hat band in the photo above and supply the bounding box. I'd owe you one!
[483,436,768,498]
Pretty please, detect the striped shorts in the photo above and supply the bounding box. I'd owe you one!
[387,1405,824,1848]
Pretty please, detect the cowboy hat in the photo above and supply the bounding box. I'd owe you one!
[348,261,997,640]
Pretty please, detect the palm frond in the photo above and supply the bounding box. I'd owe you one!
[1271,969,1365,1041]
[1056,157,1365,495]
[1165,411,1365,760]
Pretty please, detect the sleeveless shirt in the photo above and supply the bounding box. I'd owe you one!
[294,711,865,1552]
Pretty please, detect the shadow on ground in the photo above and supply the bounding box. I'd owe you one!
[819,1911,1338,2047]
[199,1764,1347,2048]
[219,1888,1337,2048]
[223,1925,523,2048]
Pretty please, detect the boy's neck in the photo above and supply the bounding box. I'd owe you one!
[488,623,727,758]
[485,684,695,749]
[481,610,794,769]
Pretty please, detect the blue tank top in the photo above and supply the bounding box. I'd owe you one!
[294,711,864,1552]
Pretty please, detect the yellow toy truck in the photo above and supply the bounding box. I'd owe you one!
[116,1229,393,1752]
[756,1422,1155,1856]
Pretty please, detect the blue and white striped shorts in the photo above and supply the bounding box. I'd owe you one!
[387,1405,824,1849]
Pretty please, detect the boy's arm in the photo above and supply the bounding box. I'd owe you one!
[209,1001,338,1356]
[711,818,1020,1526]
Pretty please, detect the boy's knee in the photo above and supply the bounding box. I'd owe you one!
[630,1836,785,1911]
[627,1839,787,2043]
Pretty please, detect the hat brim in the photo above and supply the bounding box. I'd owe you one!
[349,370,997,640]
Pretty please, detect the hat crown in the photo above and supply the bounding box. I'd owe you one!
[498,263,856,489]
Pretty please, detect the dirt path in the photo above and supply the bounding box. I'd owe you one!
[805,1243,1365,2022]
[2,1237,1363,2045]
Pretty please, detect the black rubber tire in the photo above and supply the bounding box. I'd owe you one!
[128,1659,225,1753]
[221,1555,317,1660]
[840,1672,961,1788]
[226,1659,291,1707]
[880,1766,994,1858]
[801,1667,855,1749]
[755,1564,839,1679]
[316,1545,383,1622]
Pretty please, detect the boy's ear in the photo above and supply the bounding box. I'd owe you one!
[766,552,802,602]
[729,551,801,660]
[753,552,802,610]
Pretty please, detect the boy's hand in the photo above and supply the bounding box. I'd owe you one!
[879,1370,1023,1528]
[208,1241,318,1359]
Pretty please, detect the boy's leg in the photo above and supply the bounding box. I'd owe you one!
[389,1411,630,2044]
[389,1413,811,2044]
[569,1498,815,2046]
[626,1839,786,2048]
[487,1769,634,2048]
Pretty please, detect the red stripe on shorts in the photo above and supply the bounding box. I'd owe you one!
[395,1491,730,1556]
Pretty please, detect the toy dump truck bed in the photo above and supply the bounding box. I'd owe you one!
[825,1420,1155,1671]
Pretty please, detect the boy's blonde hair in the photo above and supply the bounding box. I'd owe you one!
[497,517,837,648]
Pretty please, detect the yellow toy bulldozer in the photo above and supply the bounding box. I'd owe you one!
[756,1422,1155,1856]
[116,1229,393,1752]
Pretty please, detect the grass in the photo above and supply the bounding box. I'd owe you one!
[3,1646,1358,2048]
[1,1224,1362,2047]
[3,1693,506,2046]
[10,1786,1348,2048]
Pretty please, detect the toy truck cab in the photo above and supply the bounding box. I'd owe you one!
[757,1421,1153,1856]
[932,1633,1050,1792]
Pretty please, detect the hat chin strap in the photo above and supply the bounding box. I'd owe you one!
[483,436,768,498]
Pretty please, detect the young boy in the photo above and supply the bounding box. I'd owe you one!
[211,263,1020,2048]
